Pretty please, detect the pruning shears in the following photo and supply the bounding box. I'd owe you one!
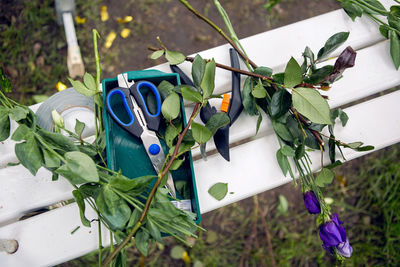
[171,48,243,161]
[105,73,176,198]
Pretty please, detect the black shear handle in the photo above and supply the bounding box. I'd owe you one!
[228,48,243,125]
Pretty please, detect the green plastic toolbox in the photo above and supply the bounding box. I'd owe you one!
[102,69,201,224]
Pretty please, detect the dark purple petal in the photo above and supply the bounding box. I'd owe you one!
[303,191,321,214]
[319,219,347,247]
[326,46,356,83]
[331,213,343,225]
[337,238,353,258]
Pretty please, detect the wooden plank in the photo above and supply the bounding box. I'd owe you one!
[1,89,399,266]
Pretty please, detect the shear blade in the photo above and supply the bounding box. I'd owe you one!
[214,126,230,161]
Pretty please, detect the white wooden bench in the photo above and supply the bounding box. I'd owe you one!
[1,0,400,265]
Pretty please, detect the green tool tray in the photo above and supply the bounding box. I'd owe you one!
[102,70,201,224]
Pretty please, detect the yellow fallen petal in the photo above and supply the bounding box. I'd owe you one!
[100,5,109,21]
[75,16,86,24]
[116,15,133,23]
[105,31,117,48]
[182,251,191,265]
[120,28,131,38]
[56,81,67,91]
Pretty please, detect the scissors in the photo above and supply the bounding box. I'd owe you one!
[106,73,176,198]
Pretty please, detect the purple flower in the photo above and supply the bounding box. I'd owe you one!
[303,191,321,214]
[319,213,353,258]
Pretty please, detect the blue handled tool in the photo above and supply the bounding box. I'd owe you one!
[106,73,176,198]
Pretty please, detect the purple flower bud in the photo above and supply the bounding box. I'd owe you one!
[326,46,356,83]
[303,191,321,214]
[319,213,353,258]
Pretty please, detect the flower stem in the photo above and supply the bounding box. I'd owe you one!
[178,0,258,69]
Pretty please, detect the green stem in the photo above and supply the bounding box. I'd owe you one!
[366,13,400,35]
[93,29,103,137]
[353,0,389,15]
[179,0,258,69]
[98,213,103,267]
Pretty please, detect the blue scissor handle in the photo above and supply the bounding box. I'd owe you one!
[129,80,162,132]
[106,87,144,138]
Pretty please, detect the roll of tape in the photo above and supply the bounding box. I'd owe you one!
[36,88,96,140]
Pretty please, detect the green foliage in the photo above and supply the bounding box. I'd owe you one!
[56,151,99,184]
[317,32,350,60]
[284,57,302,88]
[390,30,400,69]
[270,89,292,119]
[208,182,228,201]
[0,107,10,141]
[192,55,206,87]
[72,190,91,227]
[15,135,43,175]
[292,87,331,125]
[315,168,335,187]
[165,50,186,65]
[242,77,259,116]
[192,122,212,144]
[150,50,164,60]
[200,58,216,99]
[205,113,230,135]
[161,92,181,121]
[181,85,202,103]
[68,77,96,97]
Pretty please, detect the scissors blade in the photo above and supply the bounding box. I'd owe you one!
[117,73,134,89]
[141,130,176,198]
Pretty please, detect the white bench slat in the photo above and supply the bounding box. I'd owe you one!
[1,89,399,266]
[0,202,110,267]
[0,4,396,225]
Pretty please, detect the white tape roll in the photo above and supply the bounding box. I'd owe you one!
[36,88,96,140]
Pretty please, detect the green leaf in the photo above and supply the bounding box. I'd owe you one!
[355,145,374,151]
[272,73,285,84]
[74,119,85,137]
[72,190,91,227]
[284,57,302,88]
[68,78,96,97]
[43,149,61,168]
[277,195,289,214]
[280,145,295,157]
[362,0,387,14]
[242,77,259,116]
[315,168,335,187]
[181,85,202,102]
[304,128,320,150]
[135,229,150,256]
[146,218,163,243]
[292,87,331,125]
[256,114,262,135]
[329,136,336,163]
[305,65,334,84]
[272,121,293,142]
[169,158,184,171]
[192,54,206,87]
[95,185,131,231]
[109,174,155,193]
[165,123,182,148]
[0,107,10,142]
[201,58,216,99]
[252,80,267,98]
[37,129,78,153]
[276,150,289,176]
[270,89,292,119]
[11,124,32,141]
[165,50,186,65]
[339,110,349,126]
[83,72,97,92]
[161,92,180,121]
[150,49,164,60]
[9,106,29,121]
[171,245,186,259]
[127,208,141,229]
[56,151,99,184]
[157,80,175,100]
[254,66,273,77]
[390,31,400,70]
[208,182,228,201]
[205,113,230,135]
[317,32,350,60]
[15,135,44,175]
[0,67,12,93]
[347,141,363,149]
[295,144,305,159]
[192,122,212,144]
[341,2,363,21]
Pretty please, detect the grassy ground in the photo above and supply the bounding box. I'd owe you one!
[1,0,399,266]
